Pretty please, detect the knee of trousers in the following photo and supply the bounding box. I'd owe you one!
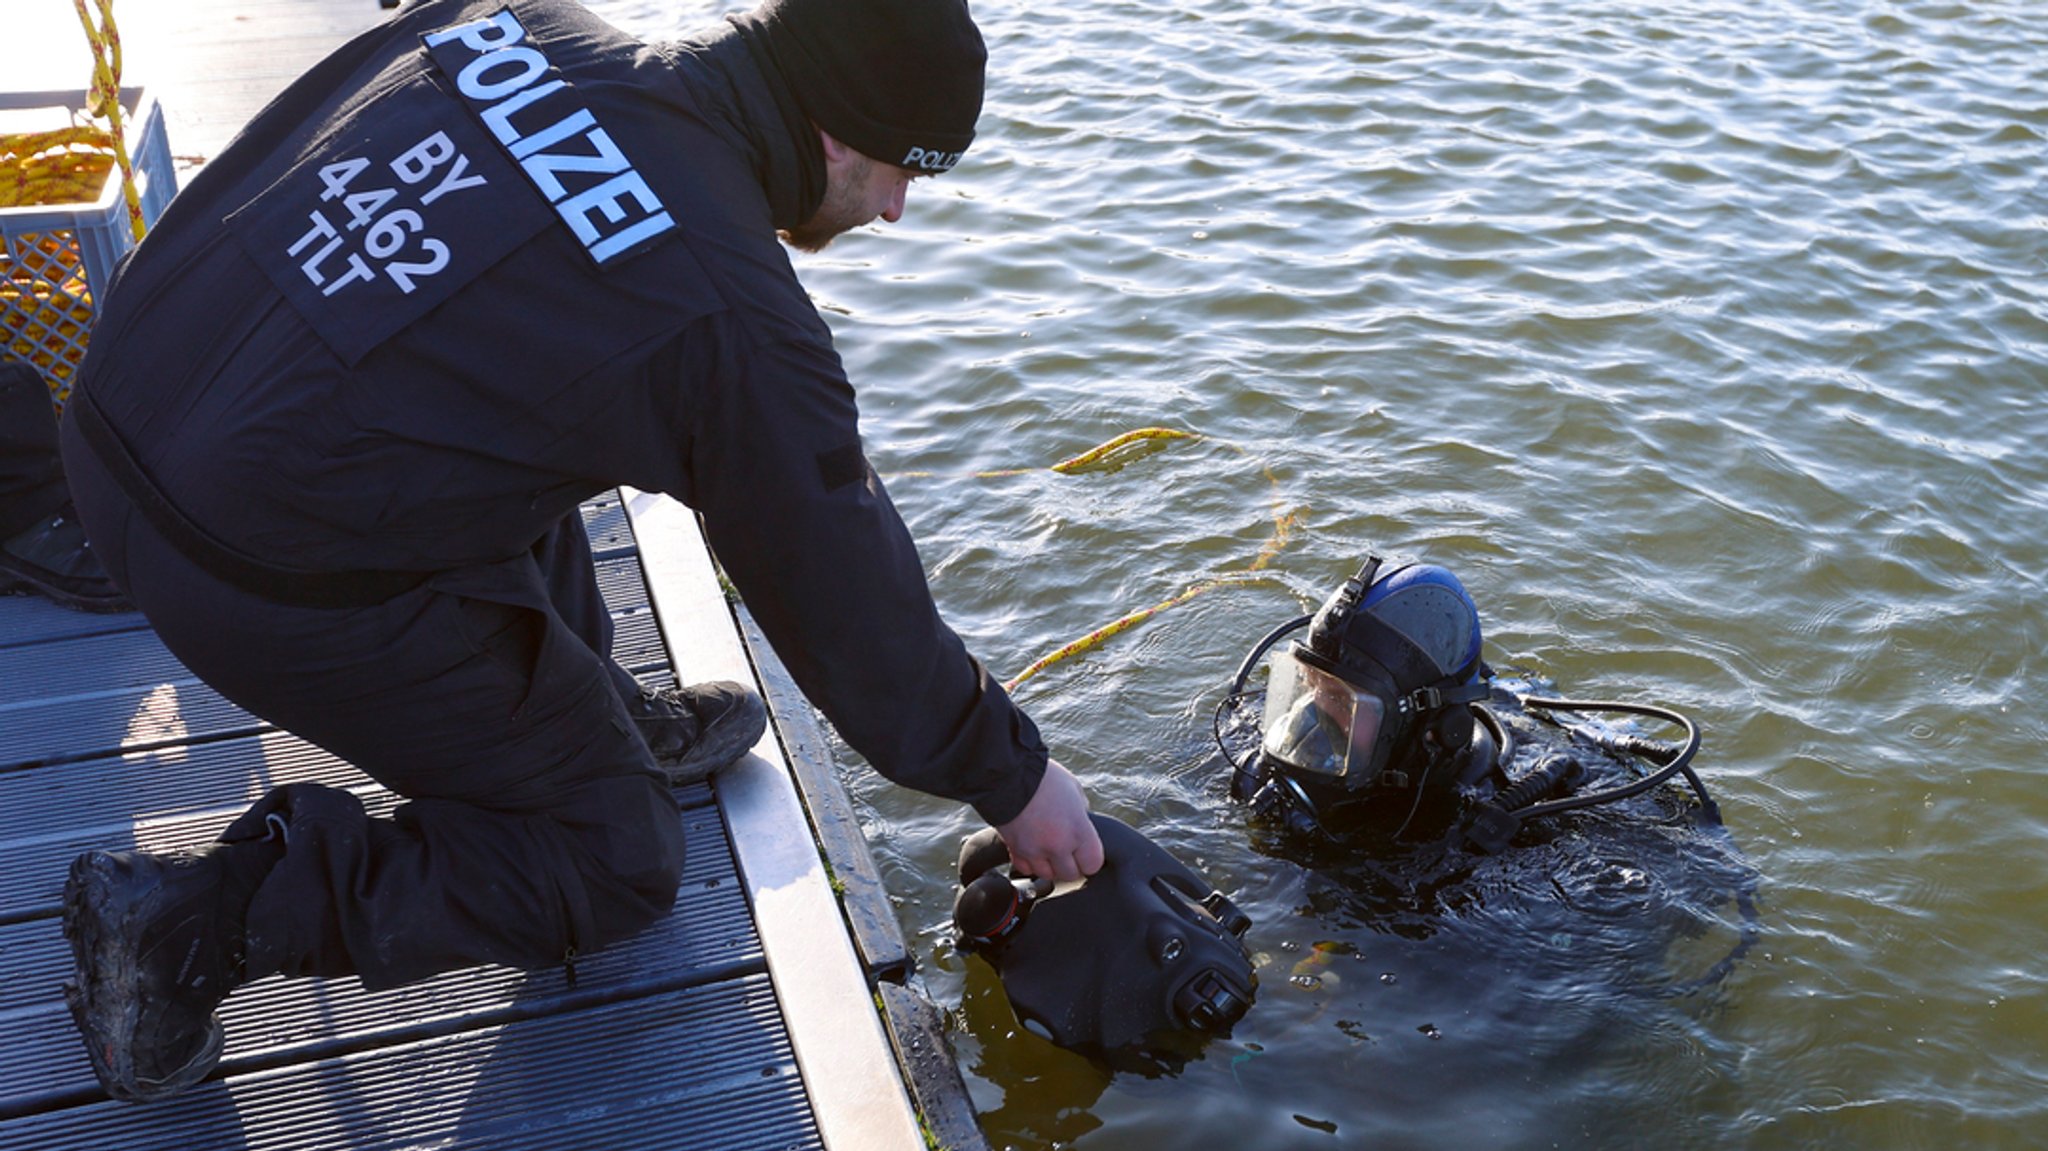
[564,772,689,949]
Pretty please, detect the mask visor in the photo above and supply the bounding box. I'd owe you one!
[1259,646,1386,780]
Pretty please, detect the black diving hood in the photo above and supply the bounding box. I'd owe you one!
[952,814,1256,1062]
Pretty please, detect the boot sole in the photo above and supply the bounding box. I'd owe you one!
[62,852,225,1102]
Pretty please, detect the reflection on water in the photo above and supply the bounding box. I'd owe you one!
[581,0,2048,1146]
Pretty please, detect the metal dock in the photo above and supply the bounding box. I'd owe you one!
[0,491,982,1150]
[2,3,984,1148]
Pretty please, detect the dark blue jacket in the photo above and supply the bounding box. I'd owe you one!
[76,0,1047,824]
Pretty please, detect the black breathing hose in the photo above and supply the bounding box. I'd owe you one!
[1510,696,1715,821]
[1228,614,1312,695]
[1214,619,1720,827]
[1212,613,1312,768]
[1473,700,1515,767]
[1491,752,1579,812]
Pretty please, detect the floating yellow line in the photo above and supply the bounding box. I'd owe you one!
[885,428,1201,481]
[1050,427,1201,475]
[997,433,1310,692]
[1003,571,1287,692]
[881,424,1304,691]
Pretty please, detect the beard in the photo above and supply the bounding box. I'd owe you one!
[779,150,877,253]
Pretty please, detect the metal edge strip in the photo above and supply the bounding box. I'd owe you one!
[734,604,993,1151]
[620,487,925,1151]
[731,602,914,984]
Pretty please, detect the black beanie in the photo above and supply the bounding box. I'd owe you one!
[728,0,987,175]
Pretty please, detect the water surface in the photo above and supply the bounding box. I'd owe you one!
[593,2,2046,1147]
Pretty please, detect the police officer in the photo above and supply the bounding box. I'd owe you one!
[59,0,1104,1102]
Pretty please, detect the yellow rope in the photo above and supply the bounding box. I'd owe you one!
[883,424,1306,691]
[887,427,1202,480]
[0,127,120,209]
[1050,427,1199,474]
[1002,570,1293,692]
[1001,501,1303,693]
[984,431,1306,693]
[0,0,144,238]
[74,0,144,239]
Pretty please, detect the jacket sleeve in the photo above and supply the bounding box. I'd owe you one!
[674,327,1047,826]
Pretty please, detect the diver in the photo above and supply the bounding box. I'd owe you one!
[1209,554,1761,1001]
[1217,555,1727,857]
[948,554,1756,1075]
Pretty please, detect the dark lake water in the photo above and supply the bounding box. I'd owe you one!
[10,0,2042,1146]
[594,0,2048,1147]
[53,0,2015,1145]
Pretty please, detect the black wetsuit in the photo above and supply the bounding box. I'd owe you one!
[60,0,1046,987]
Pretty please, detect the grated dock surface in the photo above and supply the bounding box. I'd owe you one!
[0,493,825,1150]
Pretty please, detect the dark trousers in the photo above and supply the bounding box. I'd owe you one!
[61,417,686,989]
[0,361,68,538]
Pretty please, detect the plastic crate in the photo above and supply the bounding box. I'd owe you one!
[1,87,175,407]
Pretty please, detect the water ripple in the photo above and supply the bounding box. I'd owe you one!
[580,0,2048,1146]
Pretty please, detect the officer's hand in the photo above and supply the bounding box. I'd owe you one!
[996,758,1104,884]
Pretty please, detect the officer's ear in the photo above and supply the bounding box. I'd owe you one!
[817,126,855,165]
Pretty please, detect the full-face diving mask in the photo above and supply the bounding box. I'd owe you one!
[1223,556,1726,859]
[1258,557,1488,793]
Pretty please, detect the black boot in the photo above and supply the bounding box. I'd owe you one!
[0,504,133,613]
[625,680,768,785]
[62,837,279,1102]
